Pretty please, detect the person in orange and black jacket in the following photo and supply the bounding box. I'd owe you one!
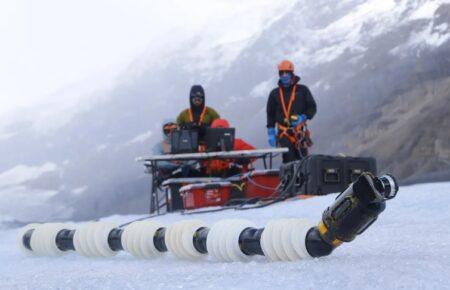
[203,118,256,177]
[266,60,317,163]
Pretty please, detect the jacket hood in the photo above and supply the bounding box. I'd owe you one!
[189,85,205,111]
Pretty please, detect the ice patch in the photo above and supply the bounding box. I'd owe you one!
[0,131,16,141]
[96,144,108,152]
[391,22,450,55]
[126,131,153,145]
[388,1,450,56]
[311,80,331,91]
[0,214,15,224]
[0,186,66,222]
[435,22,449,33]
[408,1,443,20]
[303,0,408,65]
[27,76,114,134]
[182,0,298,78]
[250,79,273,98]
[71,186,88,196]
[223,95,244,107]
[0,162,58,188]
[0,162,72,223]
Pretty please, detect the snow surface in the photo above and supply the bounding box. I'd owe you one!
[1,182,450,289]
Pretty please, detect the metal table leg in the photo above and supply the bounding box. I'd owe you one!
[150,161,159,214]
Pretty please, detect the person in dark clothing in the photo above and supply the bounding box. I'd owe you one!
[266,60,317,163]
[176,85,220,128]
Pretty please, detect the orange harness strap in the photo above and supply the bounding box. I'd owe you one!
[189,107,207,125]
[278,123,312,151]
[278,85,297,125]
[278,85,306,146]
[277,124,297,144]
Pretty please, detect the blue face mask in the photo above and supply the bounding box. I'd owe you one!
[280,74,292,87]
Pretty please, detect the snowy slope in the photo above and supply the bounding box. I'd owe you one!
[1,182,449,290]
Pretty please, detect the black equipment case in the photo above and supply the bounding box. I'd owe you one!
[279,155,376,196]
[344,156,377,184]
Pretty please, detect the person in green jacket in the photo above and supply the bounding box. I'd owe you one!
[176,85,220,128]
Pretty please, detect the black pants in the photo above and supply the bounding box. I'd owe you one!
[278,135,308,163]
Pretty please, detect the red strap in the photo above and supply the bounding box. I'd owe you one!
[189,107,207,124]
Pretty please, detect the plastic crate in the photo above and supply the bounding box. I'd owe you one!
[241,169,280,199]
[162,178,222,211]
[180,182,232,209]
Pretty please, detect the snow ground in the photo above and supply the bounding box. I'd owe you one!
[1,182,450,290]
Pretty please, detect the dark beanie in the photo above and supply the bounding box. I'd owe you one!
[190,85,205,98]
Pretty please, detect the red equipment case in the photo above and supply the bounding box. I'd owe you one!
[162,178,222,212]
[241,169,280,199]
[180,182,232,209]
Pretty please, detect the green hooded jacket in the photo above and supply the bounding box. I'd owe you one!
[176,107,220,127]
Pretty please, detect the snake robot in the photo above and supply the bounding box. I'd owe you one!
[18,172,398,262]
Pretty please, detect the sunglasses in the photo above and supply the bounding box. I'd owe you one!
[163,124,177,135]
[192,97,204,105]
[279,71,292,76]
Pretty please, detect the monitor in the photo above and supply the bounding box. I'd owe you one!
[170,130,199,154]
[204,128,235,152]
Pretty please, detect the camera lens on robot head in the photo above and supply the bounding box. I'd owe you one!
[379,174,399,199]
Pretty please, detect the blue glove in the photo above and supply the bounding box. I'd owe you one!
[267,128,276,147]
[291,114,307,127]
